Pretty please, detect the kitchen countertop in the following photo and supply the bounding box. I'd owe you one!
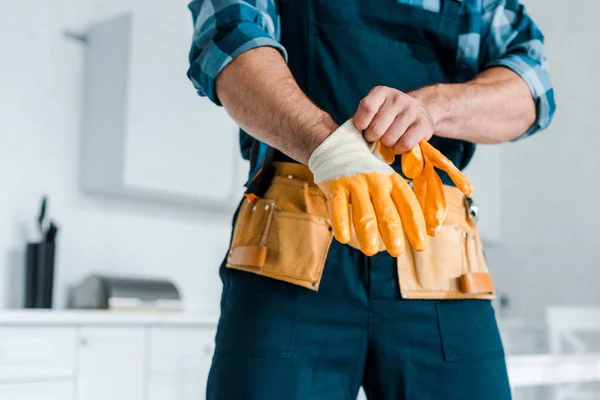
[0,309,220,326]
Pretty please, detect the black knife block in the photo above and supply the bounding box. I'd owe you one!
[24,241,56,308]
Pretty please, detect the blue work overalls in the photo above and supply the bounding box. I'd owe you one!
[207,0,512,399]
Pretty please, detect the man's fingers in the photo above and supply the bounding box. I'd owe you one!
[368,174,405,257]
[350,185,381,256]
[353,86,388,131]
[420,141,473,197]
[394,121,432,154]
[401,145,424,178]
[363,98,400,143]
[380,107,415,147]
[423,161,448,236]
[391,174,427,252]
[327,189,352,244]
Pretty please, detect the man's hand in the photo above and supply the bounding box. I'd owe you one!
[353,86,435,154]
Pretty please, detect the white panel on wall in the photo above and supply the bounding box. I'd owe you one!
[80,11,243,210]
[123,7,241,203]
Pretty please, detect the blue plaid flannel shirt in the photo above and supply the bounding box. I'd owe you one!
[187,0,556,140]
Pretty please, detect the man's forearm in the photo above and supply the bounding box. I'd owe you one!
[413,67,537,144]
[215,47,338,165]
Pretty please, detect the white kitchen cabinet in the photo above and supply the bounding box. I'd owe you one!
[0,313,395,400]
[147,327,215,400]
[0,310,218,400]
[0,381,74,400]
[75,327,146,400]
[80,10,244,210]
[0,327,76,382]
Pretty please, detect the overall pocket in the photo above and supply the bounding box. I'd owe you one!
[216,246,302,359]
[436,299,506,362]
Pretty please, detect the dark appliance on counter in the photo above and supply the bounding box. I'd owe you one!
[70,274,182,311]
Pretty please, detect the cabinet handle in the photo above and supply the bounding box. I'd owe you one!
[80,338,88,347]
[203,344,213,355]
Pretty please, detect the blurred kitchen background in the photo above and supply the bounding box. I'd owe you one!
[0,0,598,399]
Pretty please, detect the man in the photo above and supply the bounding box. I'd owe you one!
[187,0,555,398]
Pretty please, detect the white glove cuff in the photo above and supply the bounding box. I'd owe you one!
[308,119,393,184]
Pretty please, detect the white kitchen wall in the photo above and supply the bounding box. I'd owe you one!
[486,0,600,317]
[0,0,598,319]
[0,0,243,311]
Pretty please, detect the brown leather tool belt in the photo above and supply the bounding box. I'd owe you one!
[227,162,495,299]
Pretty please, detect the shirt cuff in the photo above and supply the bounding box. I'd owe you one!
[486,54,556,140]
[188,22,287,106]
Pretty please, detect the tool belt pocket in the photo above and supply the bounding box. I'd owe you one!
[226,196,334,291]
[398,210,496,300]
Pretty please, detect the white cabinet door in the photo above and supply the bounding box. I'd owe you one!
[0,381,73,400]
[0,327,76,382]
[75,327,146,400]
[147,327,216,400]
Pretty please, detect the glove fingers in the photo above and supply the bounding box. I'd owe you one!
[327,187,352,244]
[423,161,448,236]
[375,141,396,164]
[420,141,473,197]
[401,145,425,178]
[350,181,381,256]
[412,173,427,211]
[391,174,427,252]
[367,174,405,257]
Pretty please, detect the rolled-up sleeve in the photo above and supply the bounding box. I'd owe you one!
[481,0,556,139]
[187,0,287,105]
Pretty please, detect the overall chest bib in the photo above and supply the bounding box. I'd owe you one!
[275,0,475,185]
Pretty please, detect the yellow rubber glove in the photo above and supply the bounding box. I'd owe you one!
[378,140,473,236]
[308,120,427,257]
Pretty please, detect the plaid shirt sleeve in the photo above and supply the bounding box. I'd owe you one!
[480,0,556,139]
[186,0,286,106]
